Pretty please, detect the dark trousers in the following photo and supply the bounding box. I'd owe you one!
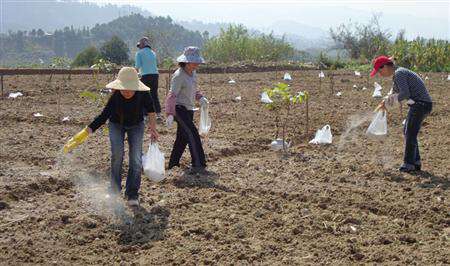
[141,74,161,113]
[403,101,432,167]
[168,105,206,169]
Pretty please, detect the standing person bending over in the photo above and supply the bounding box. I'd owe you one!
[135,37,163,122]
[65,67,159,207]
[165,46,209,174]
[371,56,433,173]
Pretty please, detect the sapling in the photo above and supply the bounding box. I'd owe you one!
[91,59,115,90]
[263,82,308,152]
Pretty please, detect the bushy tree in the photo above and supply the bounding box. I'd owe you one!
[99,36,129,65]
[329,14,391,61]
[203,24,294,63]
[72,46,101,67]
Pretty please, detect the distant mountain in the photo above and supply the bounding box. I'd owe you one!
[177,20,231,37]
[2,0,152,33]
[266,20,329,40]
[0,13,204,66]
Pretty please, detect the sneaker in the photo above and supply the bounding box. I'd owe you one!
[399,164,417,173]
[127,199,139,207]
[186,166,207,175]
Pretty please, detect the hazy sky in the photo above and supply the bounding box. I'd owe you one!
[91,0,449,39]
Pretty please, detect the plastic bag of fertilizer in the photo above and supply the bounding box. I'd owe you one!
[199,103,211,135]
[260,91,273,103]
[270,138,291,151]
[366,111,387,136]
[8,92,23,98]
[372,82,383,98]
[309,125,332,144]
[283,73,292,81]
[319,71,325,78]
[142,143,165,182]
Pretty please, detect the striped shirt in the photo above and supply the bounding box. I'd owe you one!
[393,67,432,103]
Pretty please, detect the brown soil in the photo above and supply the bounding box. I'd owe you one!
[0,70,449,265]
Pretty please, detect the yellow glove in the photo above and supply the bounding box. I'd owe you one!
[63,128,90,154]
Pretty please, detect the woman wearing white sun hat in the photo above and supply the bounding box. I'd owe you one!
[165,46,209,174]
[64,67,159,207]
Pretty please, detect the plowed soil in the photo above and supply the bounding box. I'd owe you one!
[0,70,449,265]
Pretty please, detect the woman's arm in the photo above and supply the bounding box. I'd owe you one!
[165,73,183,116]
[88,94,114,132]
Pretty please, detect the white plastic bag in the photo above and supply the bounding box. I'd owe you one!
[283,72,292,81]
[309,125,332,144]
[228,79,236,84]
[142,143,165,182]
[199,103,211,135]
[447,74,450,81]
[319,71,325,78]
[270,138,291,151]
[366,111,387,136]
[336,92,342,97]
[372,82,382,98]
[8,92,23,98]
[354,71,361,76]
[260,91,273,103]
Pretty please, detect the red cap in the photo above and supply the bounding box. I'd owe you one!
[370,56,393,77]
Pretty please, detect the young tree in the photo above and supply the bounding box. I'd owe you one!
[263,83,308,152]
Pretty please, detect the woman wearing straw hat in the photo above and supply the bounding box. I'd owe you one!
[64,67,159,207]
[135,37,163,122]
[165,46,209,174]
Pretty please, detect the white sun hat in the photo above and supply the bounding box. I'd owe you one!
[106,67,150,91]
[176,46,206,64]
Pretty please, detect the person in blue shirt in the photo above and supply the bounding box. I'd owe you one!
[135,37,162,122]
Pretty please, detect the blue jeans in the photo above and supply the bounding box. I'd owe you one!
[403,101,432,168]
[109,121,144,200]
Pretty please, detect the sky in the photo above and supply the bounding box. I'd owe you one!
[90,0,449,39]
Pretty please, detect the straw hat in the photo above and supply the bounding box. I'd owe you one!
[176,46,205,64]
[106,67,150,91]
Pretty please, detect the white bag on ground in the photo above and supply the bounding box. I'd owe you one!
[142,143,165,182]
[319,71,325,78]
[309,125,332,144]
[260,91,273,103]
[199,103,211,135]
[372,82,383,98]
[366,111,387,136]
[270,138,291,151]
[283,72,292,81]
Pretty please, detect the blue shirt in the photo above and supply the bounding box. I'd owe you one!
[393,67,432,103]
[135,47,158,75]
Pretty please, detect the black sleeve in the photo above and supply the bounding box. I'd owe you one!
[142,91,155,113]
[88,95,114,132]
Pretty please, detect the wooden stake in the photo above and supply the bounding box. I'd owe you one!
[209,73,212,100]
[305,95,309,136]
[1,75,4,99]
[329,73,334,95]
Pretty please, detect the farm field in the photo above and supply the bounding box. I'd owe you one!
[0,70,449,264]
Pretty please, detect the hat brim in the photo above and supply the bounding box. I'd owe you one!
[176,54,206,64]
[106,79,150,91]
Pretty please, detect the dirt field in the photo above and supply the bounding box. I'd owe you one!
[0,70,449,265]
